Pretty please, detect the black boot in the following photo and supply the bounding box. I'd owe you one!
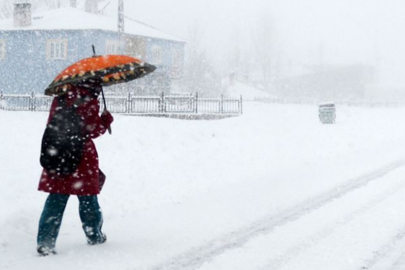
[37,246,57,256]
[87,233,107,245]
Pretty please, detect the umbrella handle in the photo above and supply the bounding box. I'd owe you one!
[104,112,112,135]
[107,123,112,135]
[100,87,112,135]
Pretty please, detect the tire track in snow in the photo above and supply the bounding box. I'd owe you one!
[149,159,405,270]
[389,251,405,270]
[259,175,405,270]
[361,230,405,270]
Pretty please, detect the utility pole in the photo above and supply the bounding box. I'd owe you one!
[118,0,124,33]
[70,0,77,8]
[118,0,124,54]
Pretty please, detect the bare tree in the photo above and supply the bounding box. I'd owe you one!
[42,0,64,9]
[0,0,13,20]
[0,0,46,19]
[180,21,222,95]
[251,15,279,91]
[227,28,242,76]
[224,27,256,85]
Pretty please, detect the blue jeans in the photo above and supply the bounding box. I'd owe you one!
[37,194,104,249]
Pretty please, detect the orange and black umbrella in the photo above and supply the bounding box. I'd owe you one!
[45,52,156,96]
[44,47,156,135]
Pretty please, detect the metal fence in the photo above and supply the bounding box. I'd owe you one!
[253,96,405,107]
[0,92,243,114]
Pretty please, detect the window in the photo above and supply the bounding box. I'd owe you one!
[106,40,120,54]
[0,40,6,59]
[152,46,162,65]
[47,39,68,60]
[171,50,182,78]
[172,50,181,67]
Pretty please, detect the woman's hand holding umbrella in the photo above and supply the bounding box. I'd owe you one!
[101,109,113,135]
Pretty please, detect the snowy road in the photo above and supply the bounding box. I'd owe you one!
[3,103,405,270]
[150,160,405,270]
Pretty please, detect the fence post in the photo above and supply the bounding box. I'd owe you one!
[30,91,35,111]
[195,92,198,113]
[127,92,131,113]
[220,94,224,114]
[160,92,165,113]
[240,95,243,114]
[0,91,3,110]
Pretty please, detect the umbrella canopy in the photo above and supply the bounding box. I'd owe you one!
[45,55,156,96]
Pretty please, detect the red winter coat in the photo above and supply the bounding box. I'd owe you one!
[38,86,113,196]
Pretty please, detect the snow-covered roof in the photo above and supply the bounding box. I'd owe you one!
[0,7,185,43]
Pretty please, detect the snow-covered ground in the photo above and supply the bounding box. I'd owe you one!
[226,81,273,100]
[2,102,405,270]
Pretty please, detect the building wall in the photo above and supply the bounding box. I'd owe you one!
[0,29,185,94]
[0,29,105,93]
[124,35,146,59]
[144,37,185,79]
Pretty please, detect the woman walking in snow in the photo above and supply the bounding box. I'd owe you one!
[36,83,113,256]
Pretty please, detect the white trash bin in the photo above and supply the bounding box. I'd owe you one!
[319,103,336,124]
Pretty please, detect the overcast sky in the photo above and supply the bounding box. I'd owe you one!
[105,0,405,87]
[6,0,403,88]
